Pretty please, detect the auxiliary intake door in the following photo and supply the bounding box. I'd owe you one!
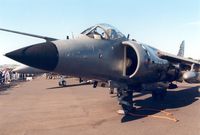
[122,42,139,77]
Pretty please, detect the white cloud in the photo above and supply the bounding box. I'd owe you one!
[185,20,200,27]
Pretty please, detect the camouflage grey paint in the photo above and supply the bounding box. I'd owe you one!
[3,23,199,89]
[50,35,170,85]
[53,35,125,81]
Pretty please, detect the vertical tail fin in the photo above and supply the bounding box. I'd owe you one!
[177,40,185,57]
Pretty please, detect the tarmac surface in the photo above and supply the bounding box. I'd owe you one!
[0,77,199,135]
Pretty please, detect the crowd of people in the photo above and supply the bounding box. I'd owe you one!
[0,69,12,85]
[0,68,30,85]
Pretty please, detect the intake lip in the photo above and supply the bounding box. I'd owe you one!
[5,42,59,71]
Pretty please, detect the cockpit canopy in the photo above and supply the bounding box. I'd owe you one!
[81,23,126,40]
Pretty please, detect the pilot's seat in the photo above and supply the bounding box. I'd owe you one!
[93,34,102,40]
[81,23,126,40]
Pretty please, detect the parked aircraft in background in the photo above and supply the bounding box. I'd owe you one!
[12,65,46,74]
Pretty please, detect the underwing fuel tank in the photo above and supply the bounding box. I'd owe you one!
[183,71,200,83]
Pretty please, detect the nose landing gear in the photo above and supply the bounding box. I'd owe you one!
[58,76,67,87]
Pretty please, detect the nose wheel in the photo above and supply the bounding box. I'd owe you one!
[59,79,66,87]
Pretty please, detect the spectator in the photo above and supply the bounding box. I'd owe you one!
[0,71,2,84]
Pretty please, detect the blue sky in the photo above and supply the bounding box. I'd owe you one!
[0,0,199,65]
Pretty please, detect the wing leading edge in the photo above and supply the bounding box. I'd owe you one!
[0,28,57,41]
[158,51,200,67]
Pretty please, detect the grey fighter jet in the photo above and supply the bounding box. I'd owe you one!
[1,23,200,114]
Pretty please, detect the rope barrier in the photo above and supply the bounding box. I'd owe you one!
[121,108,179,122]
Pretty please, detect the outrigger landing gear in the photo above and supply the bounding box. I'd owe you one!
[117,88,135,115]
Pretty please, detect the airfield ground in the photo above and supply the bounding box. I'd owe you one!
[0,77,199,135]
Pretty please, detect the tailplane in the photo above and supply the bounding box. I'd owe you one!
[177,40,185,57]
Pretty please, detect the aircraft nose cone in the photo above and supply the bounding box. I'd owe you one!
[5,42,59,71]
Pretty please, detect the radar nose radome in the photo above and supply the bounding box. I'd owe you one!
[5,42,59,71]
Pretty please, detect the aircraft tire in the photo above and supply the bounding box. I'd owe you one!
[59,80,66,87]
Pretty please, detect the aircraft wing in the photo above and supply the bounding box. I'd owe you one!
[158,51,200,67]
[0,28,57,41]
